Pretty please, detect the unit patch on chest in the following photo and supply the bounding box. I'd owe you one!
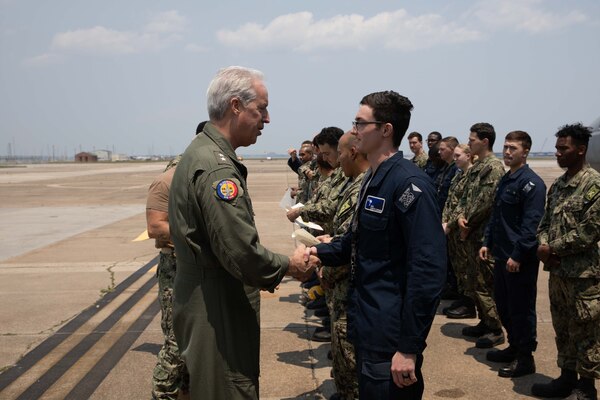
[365,195,385,213]
[398,183,422,212]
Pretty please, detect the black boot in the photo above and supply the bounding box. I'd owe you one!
[563,378,597,400]
[531,368,577,398]
[498,354,535,378]
[462,321,488,337]
[446,296,476,319]
[487,345,518,362]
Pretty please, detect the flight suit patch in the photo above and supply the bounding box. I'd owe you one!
[523,181,535,194]
[585,184,600,201]
[213,179,239,201]
[365,196,385,213]
[398,183,422,212]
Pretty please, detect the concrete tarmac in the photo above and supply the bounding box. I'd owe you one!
[0,158,567,399]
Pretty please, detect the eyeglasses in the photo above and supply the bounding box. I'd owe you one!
[352,120,385,132]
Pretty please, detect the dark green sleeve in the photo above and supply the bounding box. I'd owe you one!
[197,166,288,291]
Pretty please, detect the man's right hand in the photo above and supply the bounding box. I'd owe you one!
[287,245,319,281]
[479,246,489,261]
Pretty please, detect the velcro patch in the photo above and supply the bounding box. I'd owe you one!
[398,183,422,212]
[522,181,535,193]
[585,184,600,202]
[213,179,239,201]
[365,195,385,213]
[338,200,351,216]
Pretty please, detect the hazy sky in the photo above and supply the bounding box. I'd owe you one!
[1,0,599,157]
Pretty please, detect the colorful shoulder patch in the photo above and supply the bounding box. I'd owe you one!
[214,179,239,201]
[585,184,600,202]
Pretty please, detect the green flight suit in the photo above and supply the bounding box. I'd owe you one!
[169,122,289,400]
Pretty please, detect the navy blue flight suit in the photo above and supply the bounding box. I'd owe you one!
[316,152,447,400]
[483,164,546,355]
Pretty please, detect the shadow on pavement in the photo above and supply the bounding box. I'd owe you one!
[279,292,303,304]
[131,342,161,355]
[439,322,473,340]
[276,345,331,370]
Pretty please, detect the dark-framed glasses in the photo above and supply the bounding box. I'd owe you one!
[352,120,385,132]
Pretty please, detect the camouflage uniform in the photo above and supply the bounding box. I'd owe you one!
[321,171,366,400]
[442,169,470,295]
[153,252,188,399]
[297,159,319,204]
[148,158,187,400]
[458,155,504,329]
[300,167,348,235]
[537,165,600,378]
[412,152,428,169]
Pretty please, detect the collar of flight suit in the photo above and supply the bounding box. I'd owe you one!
[202,122,248,180]
[367,151,405,188]
[505,163,530,181]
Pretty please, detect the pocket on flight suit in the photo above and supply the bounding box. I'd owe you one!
[361,359,391,381]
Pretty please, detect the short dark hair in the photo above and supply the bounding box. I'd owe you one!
[555,123,592,147]
[360,91,413,147]
[428,131,442,141]
[316,152,332,170]
[505,130,532,151]
[407,132,422,142]
[441,136,459,149]
[196,121,208,135]
[470,122,496,150]
[315,126,344,148]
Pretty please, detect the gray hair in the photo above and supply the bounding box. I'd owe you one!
[206,66,264,121]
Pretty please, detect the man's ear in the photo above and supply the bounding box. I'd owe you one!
[382,122,393,138]
[231,97,242,115]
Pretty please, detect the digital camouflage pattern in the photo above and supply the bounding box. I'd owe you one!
[412,153,428,169]
[538,165,600,379]
[458,155,504,329]
[538,165,600,278]
[458,154,505,242]
[296,159,319,205]
[300,167,348,235]
[152,252,188,399]
[321,171,365,400]
[549,275,600,378]
[442,170,470,294]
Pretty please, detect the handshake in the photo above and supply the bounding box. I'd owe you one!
[286,244,321,282]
